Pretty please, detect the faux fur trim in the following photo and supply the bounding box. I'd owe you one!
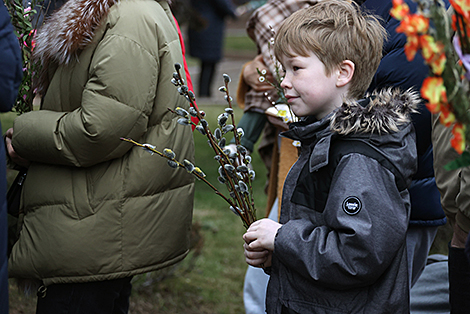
[330,88,420,135]
[33,0,118,65]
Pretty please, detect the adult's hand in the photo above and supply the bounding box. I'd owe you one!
[5,128,30,168]
[243,54,275,92]
[451,223,468,249]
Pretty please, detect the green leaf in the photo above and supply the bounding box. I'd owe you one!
[444,151,470,170]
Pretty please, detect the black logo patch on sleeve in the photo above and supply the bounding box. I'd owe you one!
[342,196,362,215]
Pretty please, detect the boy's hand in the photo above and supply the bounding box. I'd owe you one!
[243,245,272,268]
[243,218,281,252]
[243,219,281,268]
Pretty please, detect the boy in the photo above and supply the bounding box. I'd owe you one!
[243,1,419,313]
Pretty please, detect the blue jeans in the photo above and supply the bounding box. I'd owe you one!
[36,277,132,314]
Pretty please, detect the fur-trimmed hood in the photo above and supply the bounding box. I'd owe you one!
[330,88,420,135]
[283,88,420,143]
[34,0,119,66]
[282,87,419,188]
[34,0,172,64]
[33,0,171,94]
[33,0,119,95]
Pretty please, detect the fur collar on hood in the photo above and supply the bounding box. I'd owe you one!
[33,0,172,95]
[330,88,420,135]
[33,0,118,95]
[34,0,118,66]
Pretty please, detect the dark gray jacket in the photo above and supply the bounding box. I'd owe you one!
[266,89,419,314]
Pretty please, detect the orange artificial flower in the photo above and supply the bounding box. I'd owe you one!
[421,76,447,113]
[396,14,429,37]
[452,12,470,34]
[439,104,456,127]
[428,53,447,75]
[396,14,430,61]
[425,102,441,114]
[390,0,410,21]
[420,35,444,61]
[450,0,470,24]
[420,35,447,75]
[404,35,420,61]
[451,122,466,154]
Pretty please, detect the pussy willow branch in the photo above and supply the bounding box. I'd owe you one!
[120,137,252,227]
[169,64,257,227]
[219,77,255,213]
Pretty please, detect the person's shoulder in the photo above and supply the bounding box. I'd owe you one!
[108,0,174,36]
[114,0,167,18]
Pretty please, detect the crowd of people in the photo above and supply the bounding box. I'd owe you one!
[1,0,469,313]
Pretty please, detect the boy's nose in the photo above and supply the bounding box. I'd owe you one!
[280,75,290,89]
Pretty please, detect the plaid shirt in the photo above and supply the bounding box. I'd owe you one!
[242,0,318,112]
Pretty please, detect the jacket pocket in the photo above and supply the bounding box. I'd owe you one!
[73,169,94,219]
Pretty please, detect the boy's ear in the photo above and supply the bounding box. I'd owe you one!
[336,60,355,87]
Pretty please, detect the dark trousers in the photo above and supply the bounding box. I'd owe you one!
[198,61,217,97]
[36,277,132,314]
[448,245,470,314]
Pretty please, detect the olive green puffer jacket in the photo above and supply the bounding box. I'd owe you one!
[8,0,195,286]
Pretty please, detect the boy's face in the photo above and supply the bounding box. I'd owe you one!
[280,52,344,119]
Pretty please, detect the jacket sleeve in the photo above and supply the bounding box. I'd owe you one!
[0,1,22,112]
[13,30,160,167]
[274,153,410,289]
[433,115,470,231]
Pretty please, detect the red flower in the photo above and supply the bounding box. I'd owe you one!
[428,52,447,76]
[420,35,447,75]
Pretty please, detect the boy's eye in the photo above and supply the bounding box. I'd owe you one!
[293,66,300,71]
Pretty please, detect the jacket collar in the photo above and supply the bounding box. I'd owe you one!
[330,88,419,136]
[282,88,420,172]
[283,88,419,142]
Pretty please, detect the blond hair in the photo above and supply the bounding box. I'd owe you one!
[274,0,387,100]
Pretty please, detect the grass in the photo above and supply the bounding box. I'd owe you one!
[224,35,257,54]
[4,103,268,314]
